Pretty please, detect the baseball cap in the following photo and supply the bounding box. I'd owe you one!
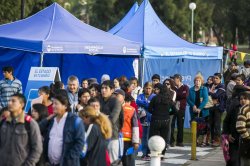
[114,89,125,97]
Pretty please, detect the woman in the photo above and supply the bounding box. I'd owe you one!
[163,78,177,148]
[147,84,176,159]
[130,77,143,100]
[136,82,156,160]
[89,84,100,98]
[81,78,89,89]
[38,86,53,115]
[79,106,112,166]
[113,78,120,90]
[41,95,85,166]
[76,88,91,113]
[31,103,49,123]
[204,76,214,91]
[187,74,209,146]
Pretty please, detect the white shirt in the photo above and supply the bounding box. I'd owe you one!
[48,112,68,164]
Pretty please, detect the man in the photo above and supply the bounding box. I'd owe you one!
[209,73,227,147]
[100,80,123,163]
[151,74,160,86]
[170,74,189,147]
[66,75,80,113]
[101,74,110,84]
[226,73,238,99]
[0,94,42,166]
[0,66,22,109]
[223,62,238,87]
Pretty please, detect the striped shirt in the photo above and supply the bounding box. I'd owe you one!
[0,78,23,108]
[236,104,250,139]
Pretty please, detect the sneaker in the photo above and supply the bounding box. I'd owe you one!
[161,157,165,161]
[170,143,175,147]
[176,143,184,147]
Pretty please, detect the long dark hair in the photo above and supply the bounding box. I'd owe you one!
[155,85,173,105]
[53,95,71,112]
[32,103,48,122]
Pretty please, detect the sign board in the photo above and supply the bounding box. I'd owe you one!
[24,67,61,112]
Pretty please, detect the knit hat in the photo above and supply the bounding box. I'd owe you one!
[101,74,110,83]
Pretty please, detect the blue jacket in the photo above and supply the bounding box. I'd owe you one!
[40,112,85,166]
[187,86,209,119]
[136,93,156,125]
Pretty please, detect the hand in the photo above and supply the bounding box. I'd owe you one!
[228,134,235,143]
[76,104,83,111]
[133,143,139,150]
[196,109,201,114]
[193,106,197,112]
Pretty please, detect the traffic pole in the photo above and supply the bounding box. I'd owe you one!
[191,121,197,160]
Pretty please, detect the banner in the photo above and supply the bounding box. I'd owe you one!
[24,67,61,112]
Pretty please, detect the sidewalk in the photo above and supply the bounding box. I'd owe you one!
[185,147,226,166]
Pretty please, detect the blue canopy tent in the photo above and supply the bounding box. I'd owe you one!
[114,0,223,85]
[113,0,223,128]
[0,3,141,87]
[109,2,139,34]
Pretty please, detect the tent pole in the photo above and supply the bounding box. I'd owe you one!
[139,57,144,87]
[40,53,44,67]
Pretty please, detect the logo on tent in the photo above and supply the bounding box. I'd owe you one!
[123,47,127,54]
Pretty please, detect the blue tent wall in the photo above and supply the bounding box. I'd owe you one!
[0,48,41,90]
[43,54,136,84]
[143,58,221,86]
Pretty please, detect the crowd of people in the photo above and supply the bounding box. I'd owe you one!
[0,64,250,166]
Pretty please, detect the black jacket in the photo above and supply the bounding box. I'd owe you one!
[223,97,241,145]
[148,95,176,121]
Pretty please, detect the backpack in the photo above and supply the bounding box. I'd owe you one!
[0,115,32,144]
[80,124,93,158]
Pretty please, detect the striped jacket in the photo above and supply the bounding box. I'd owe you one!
[236,104,250,140]
[0,78,22,108]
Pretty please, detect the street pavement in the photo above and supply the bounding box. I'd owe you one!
[135,146,225,166]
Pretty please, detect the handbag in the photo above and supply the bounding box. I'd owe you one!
[203,96,214,109]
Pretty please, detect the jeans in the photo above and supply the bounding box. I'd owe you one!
[240,157,250,166]
[141,126,149,156]
[122,141,135,166]
[171,110,185,144]
[227,143,240,166]
[209,107,222,141]
[167,115,173,145]
[147,119,170,155]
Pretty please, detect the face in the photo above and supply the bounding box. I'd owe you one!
[164,81,171,89]
[174,78,181,86]
[80,92,90,105]
[31,109,39,121]
[195,78,202,87]
[116,94,124,104]
[213,76,221,85]
[8,96,24,114]
[89,101,101,112]
[114,79,120,88]
[240,96,250,106]
[152,79,160,85]
[231,64,236,70]
[154,88,160,94]
[235,77,244,85]
[207,77,213,84]
[52,99,67,116]
[90,87,97,97]
[82,80,88,88]
[68,80,79,93]
[101,85,113,98]
[38,91,48,101]
[144,86,153,95]
[130,80,138,90]
[3,71,12,79]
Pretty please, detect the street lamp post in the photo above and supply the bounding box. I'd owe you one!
[189,2,196,43]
